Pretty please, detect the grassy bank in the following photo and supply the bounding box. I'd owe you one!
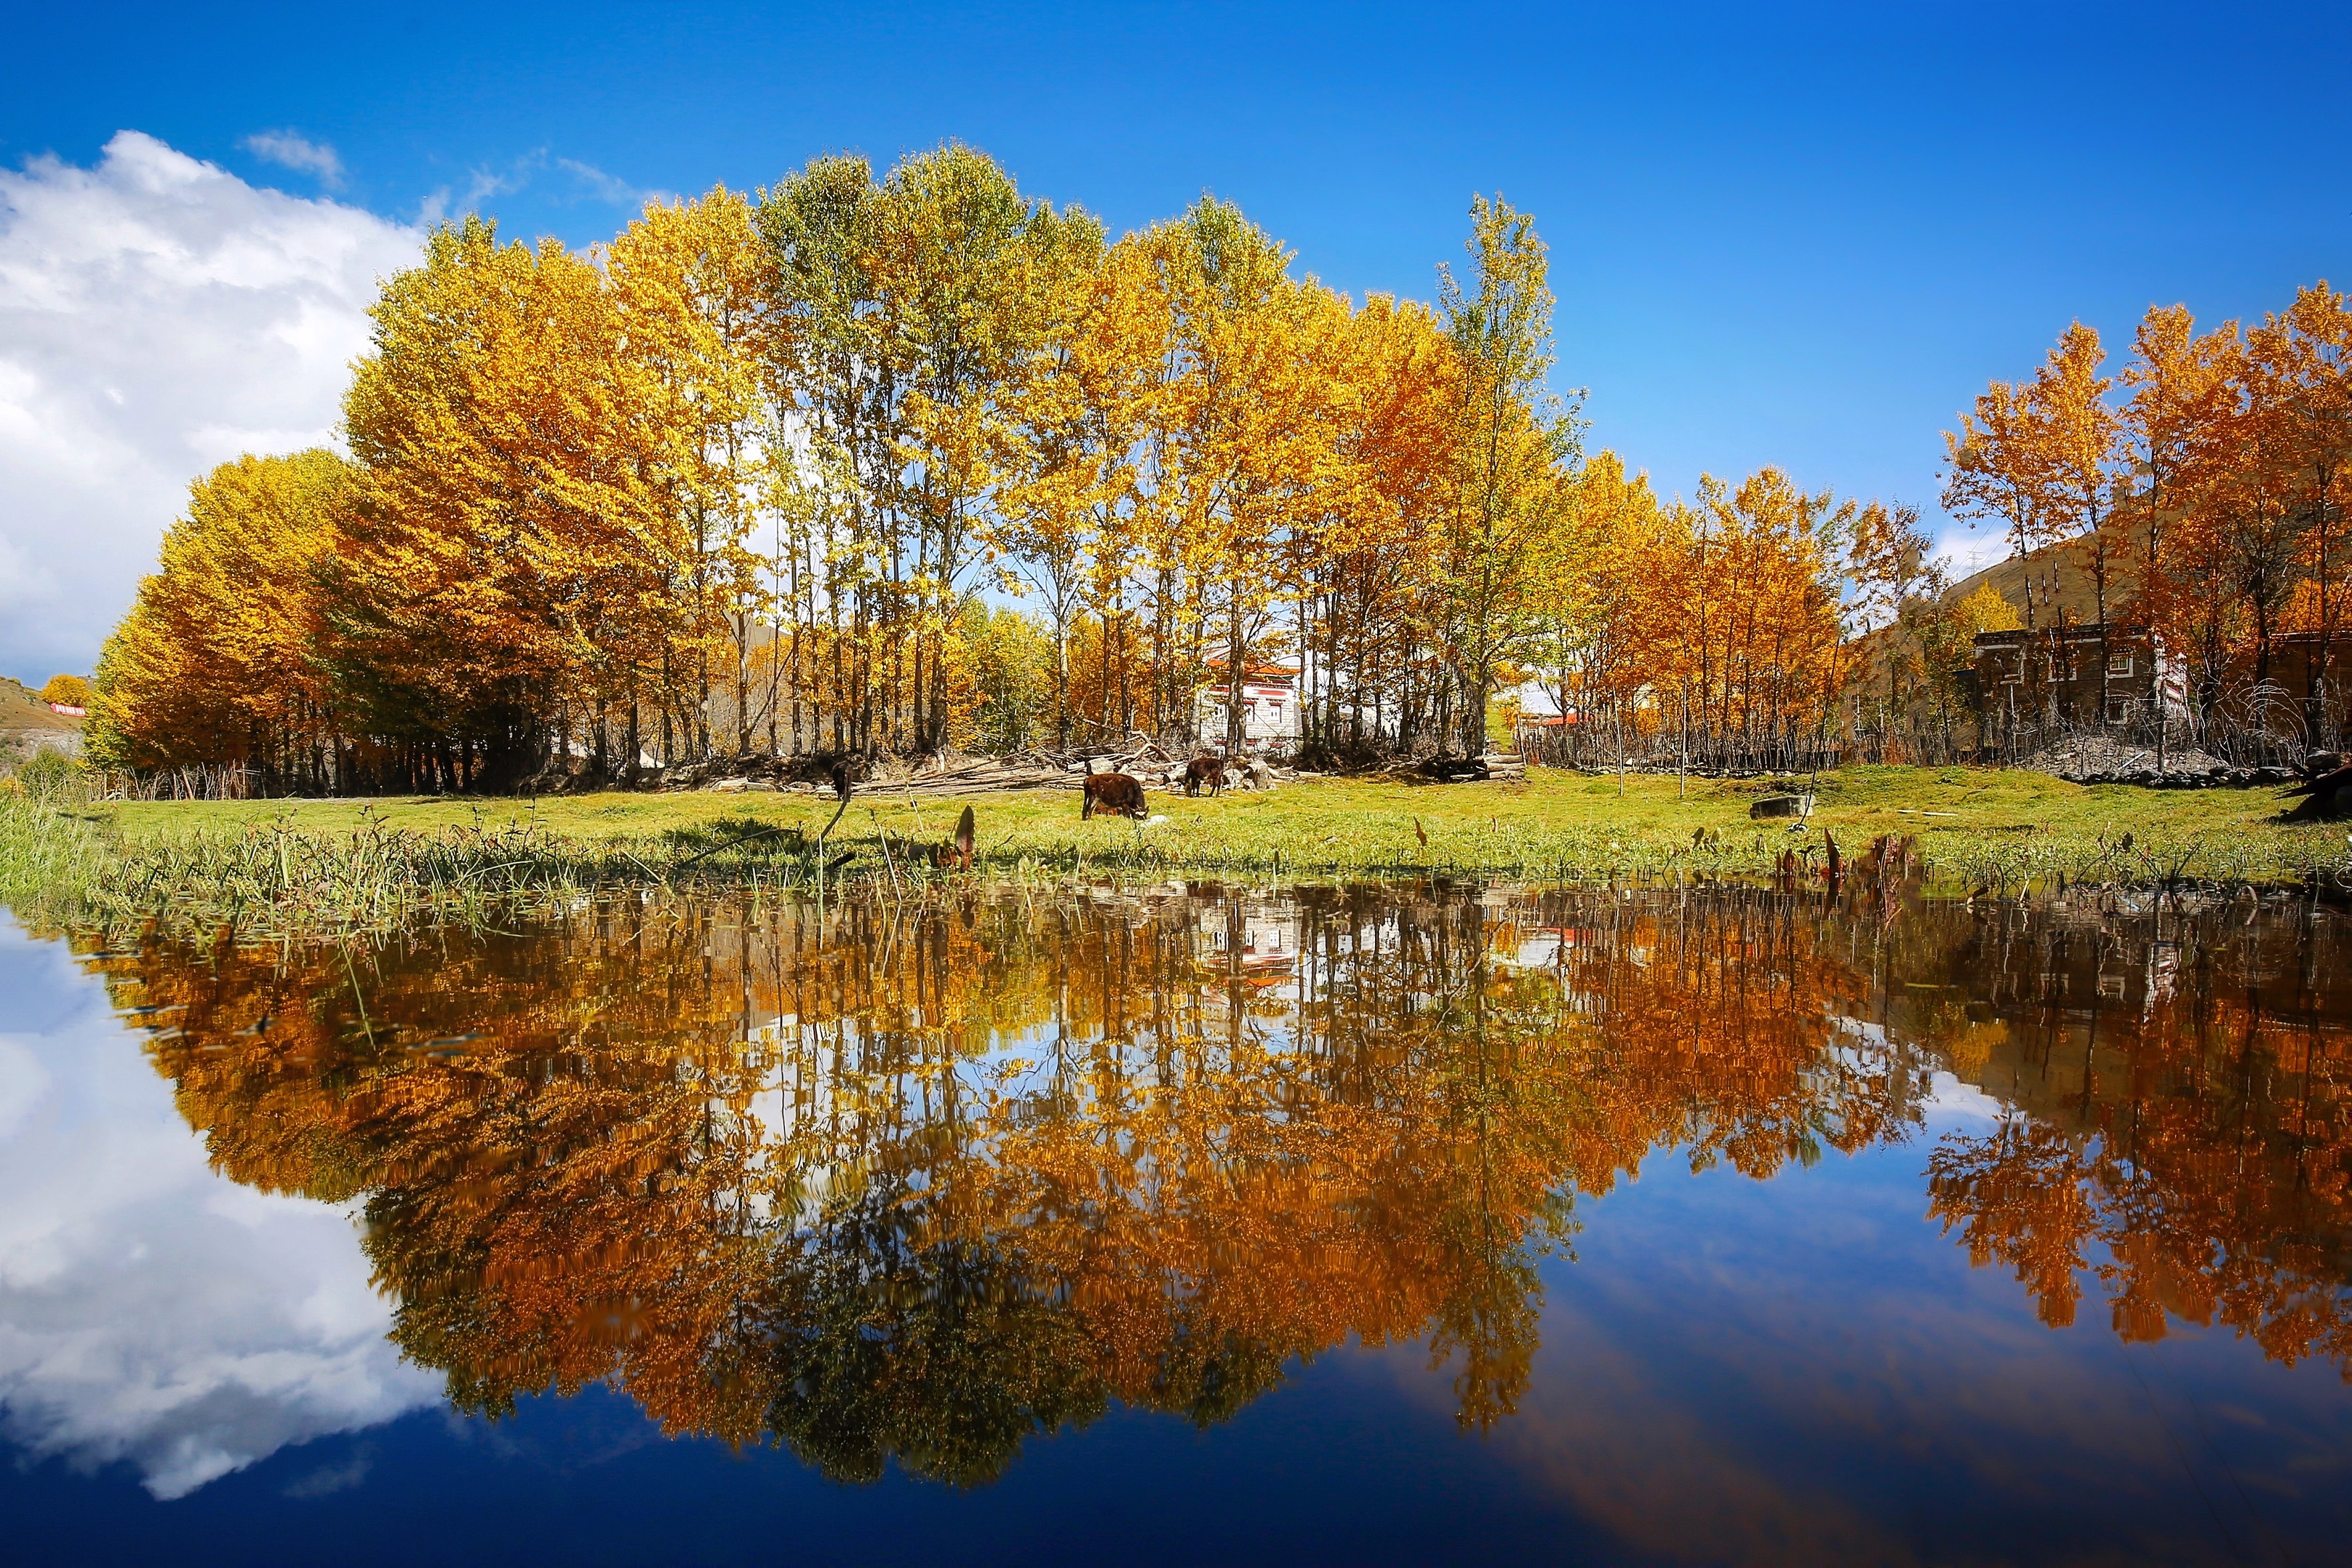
[0,763,2327,937]
[0,781,112,925]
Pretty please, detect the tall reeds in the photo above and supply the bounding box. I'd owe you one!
[0,762,112,925]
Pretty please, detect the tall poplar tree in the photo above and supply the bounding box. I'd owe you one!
[1429,197,1581,758]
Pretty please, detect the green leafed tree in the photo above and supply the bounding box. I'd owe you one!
[1428,196,1583,757]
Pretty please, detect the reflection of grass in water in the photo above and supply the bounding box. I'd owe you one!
[4,763,2343,936]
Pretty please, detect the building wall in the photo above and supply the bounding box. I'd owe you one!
[1972,625,2351,753]
[1196,681,1300,751]
[1970,625,2169,751]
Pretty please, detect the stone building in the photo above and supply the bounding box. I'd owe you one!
[1968,625,2182,754]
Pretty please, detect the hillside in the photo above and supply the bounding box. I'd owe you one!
[1943,517,2153,626]
[1,676,84,761]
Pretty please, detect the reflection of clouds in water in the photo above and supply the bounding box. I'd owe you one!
[281,1443,373,1498]
[1385,1143,2343,1567]
[0,923,438,1498]
[1922,1071,2007,1127]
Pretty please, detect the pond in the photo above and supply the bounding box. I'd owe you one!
[3,880,2350,1565]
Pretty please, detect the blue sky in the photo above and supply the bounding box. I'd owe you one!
[3,1,2349,675]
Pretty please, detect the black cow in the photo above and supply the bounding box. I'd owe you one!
[2282,762,2352,822]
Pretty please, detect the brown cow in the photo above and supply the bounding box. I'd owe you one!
[1082,771,1148,819]
[1182,755,1226,797]
[929,804,976,871]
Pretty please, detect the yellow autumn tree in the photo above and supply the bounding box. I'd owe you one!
[339,216,678,787]
[606,187,774,763]
[91,449,351,785]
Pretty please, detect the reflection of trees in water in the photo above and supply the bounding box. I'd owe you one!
[1923,902,2352,1370]
[70,886,2352,1482]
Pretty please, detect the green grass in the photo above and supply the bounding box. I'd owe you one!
[45,763,2343,931]
[0,782,111,925]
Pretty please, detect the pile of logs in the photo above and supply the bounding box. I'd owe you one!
[676,753,1075,797]
[1417,752,1526,783]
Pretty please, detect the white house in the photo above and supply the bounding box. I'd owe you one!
[1196,661,1300,752]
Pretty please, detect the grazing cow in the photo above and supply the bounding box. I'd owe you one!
[2281,761,2352,822]
[931,805,976,871]
[1183,755,1226,797]
[1082,771,1148,820]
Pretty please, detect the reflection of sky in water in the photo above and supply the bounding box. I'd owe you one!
[0,921,438,1498]
[5,898,2352,1566]
[1418,1100,2352,1565]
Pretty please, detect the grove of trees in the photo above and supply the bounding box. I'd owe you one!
[93,140,2345,794]
[1944,288,2352,756]
[89,145,1941,793]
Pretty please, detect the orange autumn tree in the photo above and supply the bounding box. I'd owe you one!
[2031,325,2129,714]
[333,216,686,787]
[2267,285,2352,733]
[1294,291,1456,757]
[1952,283,2352,757]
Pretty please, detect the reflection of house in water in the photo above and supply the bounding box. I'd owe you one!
[1206,909,1302,989]
[1501,926,1592,970]
[1242,915,1296,973]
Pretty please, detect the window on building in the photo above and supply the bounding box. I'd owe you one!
[2107,653,2134,677]
[2105,696,2131,725]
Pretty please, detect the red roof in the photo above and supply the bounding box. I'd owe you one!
[1202,658,1296,685]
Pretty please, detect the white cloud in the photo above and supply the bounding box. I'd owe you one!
[0,921,441,1498]
[1934,522,2009,583]
[558,157,673,211]
[558,157,636,203]
[418,149,551,227]
[240,131,345,190]
[1923,1069,2007,1127]
[413,151,668,229]
[0,131,419,680]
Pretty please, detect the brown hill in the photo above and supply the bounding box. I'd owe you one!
[1943,518,2153,627]
[1,675,84,761]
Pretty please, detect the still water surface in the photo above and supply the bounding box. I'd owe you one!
[3,882,2351,1565]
